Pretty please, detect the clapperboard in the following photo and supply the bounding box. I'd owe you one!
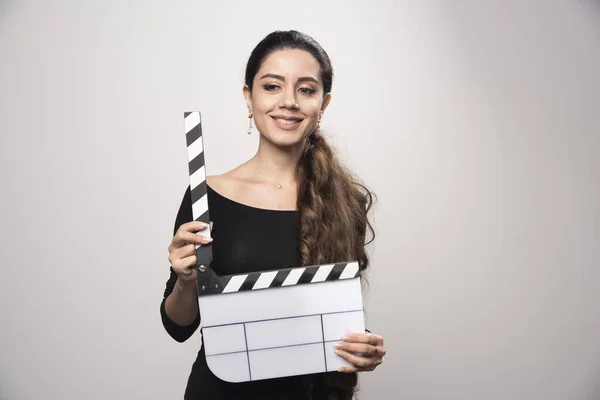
[183,111,365,383]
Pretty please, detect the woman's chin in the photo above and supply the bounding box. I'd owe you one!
[263,131,308,149]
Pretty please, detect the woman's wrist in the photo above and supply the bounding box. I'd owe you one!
[174,276,197,293]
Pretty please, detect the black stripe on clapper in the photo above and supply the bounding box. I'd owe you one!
[269,269,291,288]
[189,150,205,177]
[297,265,319,284]
[189,151,205,178]
[239,272,260,291]
[325,262,348,281]
[190,178,209,222]
[186,114,202,147]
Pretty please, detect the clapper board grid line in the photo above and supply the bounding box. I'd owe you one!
[203,308,364,375]
[202,308,364,330]
[205,340,340,357]
[243,323,252,381]
[320,315,327,371]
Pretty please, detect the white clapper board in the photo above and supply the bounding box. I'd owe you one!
[183,111,365,383]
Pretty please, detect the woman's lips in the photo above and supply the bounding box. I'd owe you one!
[272,116,303,131]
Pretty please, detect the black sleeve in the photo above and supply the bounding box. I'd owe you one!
[159,185,201,342]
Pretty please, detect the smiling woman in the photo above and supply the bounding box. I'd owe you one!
[161,30,385,400]
[245,51,327,149]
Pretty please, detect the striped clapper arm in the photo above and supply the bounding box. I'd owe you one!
[183,111,365,383]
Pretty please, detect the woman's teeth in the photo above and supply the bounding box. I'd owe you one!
[275,118,301,125]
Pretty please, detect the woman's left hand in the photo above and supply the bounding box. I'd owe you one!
[334,332,386,372]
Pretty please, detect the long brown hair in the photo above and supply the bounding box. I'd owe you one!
[245,30,376,400]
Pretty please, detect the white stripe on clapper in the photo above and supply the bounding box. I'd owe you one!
[185,112,201,133]
[252,271,278,290]
[282,268,305,286]
[339,262,359,279]
[191,192,208,221]
[187,135,204,162]
[190,165,206,192]
[311,264,334,283]
[222,274,249,293]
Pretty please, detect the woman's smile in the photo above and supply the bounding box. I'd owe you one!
[271,115,304,131]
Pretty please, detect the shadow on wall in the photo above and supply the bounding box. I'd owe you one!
[0,0,15,35]
[589,0,600,39]
[0,0,12,16]
[587,0,600,22]
[586,374,600,400]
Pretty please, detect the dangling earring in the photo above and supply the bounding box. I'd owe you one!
[247,110,253,135]
[316,112,322,132]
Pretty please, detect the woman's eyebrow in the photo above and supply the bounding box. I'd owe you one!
[259,73,320,85]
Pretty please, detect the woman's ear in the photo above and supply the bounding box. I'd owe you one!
[243,85,253,111]
[321,92,332,112]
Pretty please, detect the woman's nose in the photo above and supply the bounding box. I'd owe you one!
[282,98,299,109]
[280,89,299,109]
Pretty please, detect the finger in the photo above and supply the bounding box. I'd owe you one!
[338,365,358,373]
[377,346,387,357]
[337,348,383,372]
[342,333,382,346]
[176,230,213,249]
[334,348,373,369]
[171,253,197,274]
[338,364,375,373]
[168,237,211,265]
[334,342,378,357]
[171,221,211,247]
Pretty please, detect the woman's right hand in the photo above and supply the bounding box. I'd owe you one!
[167,221,213,284]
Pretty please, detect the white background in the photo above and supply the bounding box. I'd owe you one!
[1,0,599,399]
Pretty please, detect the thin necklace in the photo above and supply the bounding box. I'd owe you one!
[268,180,293,189]
[252,164,295,189]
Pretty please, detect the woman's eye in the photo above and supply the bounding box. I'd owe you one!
[299,87,316,95]
[263,84,280,92]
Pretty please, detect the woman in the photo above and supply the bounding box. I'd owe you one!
[161,30,386,400]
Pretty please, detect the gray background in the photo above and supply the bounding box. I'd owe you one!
[1,0,599,399]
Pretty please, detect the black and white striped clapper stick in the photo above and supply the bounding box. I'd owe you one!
[184,112,214,281]
[183,111,360,296]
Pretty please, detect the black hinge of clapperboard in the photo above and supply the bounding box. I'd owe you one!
[195,236,223,295]
[184,111,226,296]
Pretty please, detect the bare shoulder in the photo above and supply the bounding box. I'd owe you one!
[206,174,233,195]
[206,174,227,193]
[206,166,249,200]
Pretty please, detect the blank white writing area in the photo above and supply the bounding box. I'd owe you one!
[199,277,365,382]
[1,1,599,399]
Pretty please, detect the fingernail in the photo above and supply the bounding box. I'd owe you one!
[342,336,350,341]
[334,343,342,349]
[206,237,213,242]
[197,221,207,228]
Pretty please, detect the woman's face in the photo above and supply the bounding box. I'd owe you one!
[244,48,331,149]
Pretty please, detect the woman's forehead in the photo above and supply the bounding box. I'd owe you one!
[256,49,321,81]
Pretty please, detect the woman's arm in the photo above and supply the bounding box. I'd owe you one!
[160,186,201,342]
